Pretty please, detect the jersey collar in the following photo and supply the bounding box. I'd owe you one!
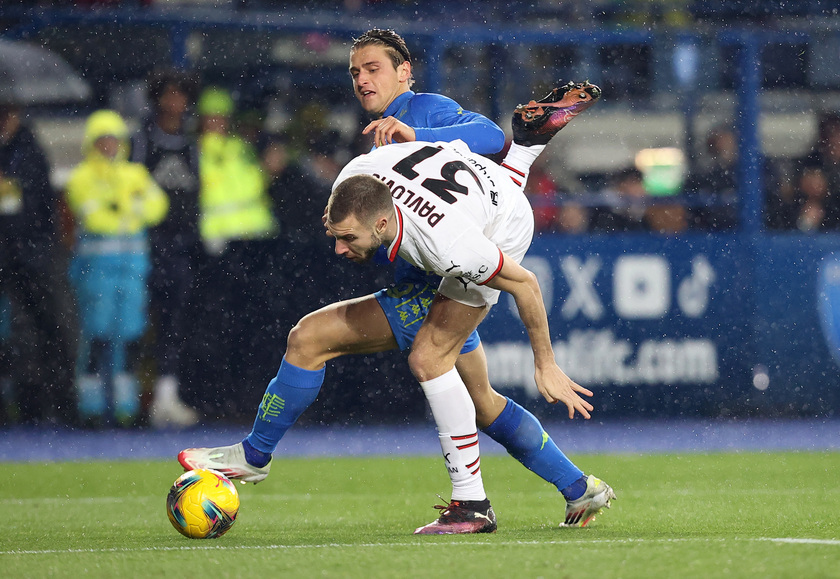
[386,206,404,262]
[383,91,415,120]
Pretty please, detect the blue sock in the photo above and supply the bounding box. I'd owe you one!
[242,438,272,468]
[245,357,325,458]
[562,475,589,501]
[482,397,584,496]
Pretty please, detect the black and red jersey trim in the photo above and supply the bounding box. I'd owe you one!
[387,206,404,262]
[476,249,504,286]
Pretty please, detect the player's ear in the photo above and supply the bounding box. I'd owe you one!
[398,61,411,83]
[375,216,388,235]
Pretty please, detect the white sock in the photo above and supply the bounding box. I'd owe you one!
[419,367,486,501]
[500,142,546,191]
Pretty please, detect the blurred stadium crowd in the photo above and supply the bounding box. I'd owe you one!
[2,69,400,430]
[3,0,840,429]
[11,0,840,24]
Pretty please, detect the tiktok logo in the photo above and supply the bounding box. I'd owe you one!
[677,255,715,318]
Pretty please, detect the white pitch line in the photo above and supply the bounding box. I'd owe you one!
[760,538,840,546]
[2,537,839,556]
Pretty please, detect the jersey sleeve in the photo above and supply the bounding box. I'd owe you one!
[429,225,504,286]
[410,94,505,155]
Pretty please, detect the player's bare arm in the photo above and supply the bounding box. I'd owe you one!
[363,117,417,147]
[486,253,594,419]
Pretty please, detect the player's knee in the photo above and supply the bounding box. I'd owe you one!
[406,347,424,379]
[407,346,446,382]
[286,315,328,361]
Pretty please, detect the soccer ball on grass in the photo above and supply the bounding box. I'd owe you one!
[166,468,240,539]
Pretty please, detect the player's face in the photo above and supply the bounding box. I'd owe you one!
[326,214,382,263]
[349,45,410,116]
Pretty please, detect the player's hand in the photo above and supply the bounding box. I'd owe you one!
[535,364,594,419]
[363,118,416,148]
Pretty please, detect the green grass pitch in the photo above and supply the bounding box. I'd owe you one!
[3,452,839,578]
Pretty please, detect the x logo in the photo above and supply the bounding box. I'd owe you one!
[561,255,604,320]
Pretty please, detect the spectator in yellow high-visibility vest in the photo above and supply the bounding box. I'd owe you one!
[65,110,169,427]
[193,87,281,414]
[197,87,277,254]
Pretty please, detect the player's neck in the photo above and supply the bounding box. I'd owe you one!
[379,88,412,118]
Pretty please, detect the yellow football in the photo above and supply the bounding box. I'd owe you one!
[166,469,240,539]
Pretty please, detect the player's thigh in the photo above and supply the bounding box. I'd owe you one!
[289,293,398,359]
[410,293,489,378]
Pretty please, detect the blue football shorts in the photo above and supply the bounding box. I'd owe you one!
[374,281,481,354]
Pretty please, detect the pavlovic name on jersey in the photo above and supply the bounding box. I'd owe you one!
[335,141,505,286]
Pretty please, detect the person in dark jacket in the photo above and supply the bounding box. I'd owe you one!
[130,68,200,428]
[0,100,76,425]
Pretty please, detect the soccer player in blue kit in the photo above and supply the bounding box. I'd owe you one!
[180,29,614,532]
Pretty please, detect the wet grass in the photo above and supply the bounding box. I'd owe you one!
[3,452,839,578]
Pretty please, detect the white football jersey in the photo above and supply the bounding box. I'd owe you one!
[333,140,534,307]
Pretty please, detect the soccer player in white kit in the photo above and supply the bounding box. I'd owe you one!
[324,140,595,532]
